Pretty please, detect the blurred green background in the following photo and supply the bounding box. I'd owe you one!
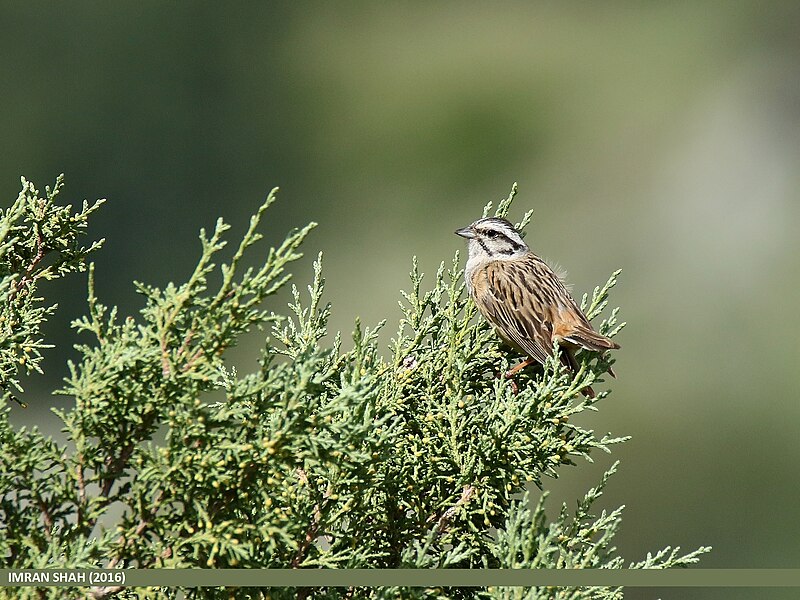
[3,3,800,597]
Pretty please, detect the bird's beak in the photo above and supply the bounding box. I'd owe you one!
[455,226,475,239]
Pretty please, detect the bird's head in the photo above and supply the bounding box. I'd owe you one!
[455,217,528,261]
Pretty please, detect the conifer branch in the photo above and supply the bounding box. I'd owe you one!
[0,177,709,599]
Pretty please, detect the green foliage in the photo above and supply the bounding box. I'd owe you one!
[489,461,709,600]
[0,178,709,599]
[0,175,104,406]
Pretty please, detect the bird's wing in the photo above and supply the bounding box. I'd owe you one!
[478,259,555,365]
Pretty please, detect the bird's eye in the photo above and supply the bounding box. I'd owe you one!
[485,230,498,238]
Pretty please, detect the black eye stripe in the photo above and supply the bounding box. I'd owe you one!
[470,218,527,253]
[477,227,525,252]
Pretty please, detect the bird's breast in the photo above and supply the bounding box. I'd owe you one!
[466,260,490,300]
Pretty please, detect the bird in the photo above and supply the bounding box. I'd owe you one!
[455,216,619,397]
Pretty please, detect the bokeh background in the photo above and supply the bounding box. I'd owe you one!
[3,3,800,598]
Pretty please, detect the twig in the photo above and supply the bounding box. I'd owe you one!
[88,490,163,600]
[181,346,204,373]
[76,455,87,528]
[430,484,476,534]
[292,503,323,568]
[293,493,324,600]
[35,494,54,540]
[100,442,135,500]
[88,582,124,600]
[177,327,194,360]
[11,226,45,300]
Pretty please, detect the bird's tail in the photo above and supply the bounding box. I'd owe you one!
[564,325,620,352]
